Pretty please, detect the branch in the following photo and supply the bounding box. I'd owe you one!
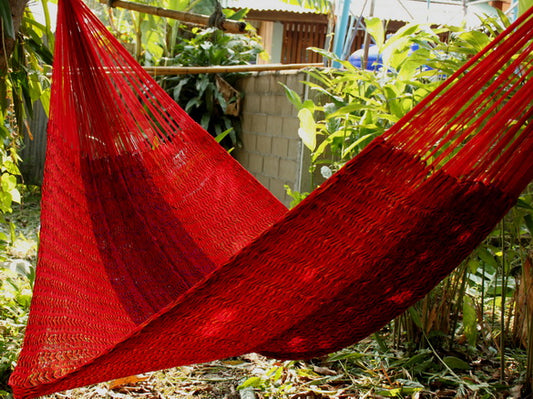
[100,0,247,34]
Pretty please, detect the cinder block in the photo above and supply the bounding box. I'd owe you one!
[236,76,254,93]
[251,114,268,133]
[263,155,280,177]
[279,159,298,181]
[256,174,270,189]
[272,77,287,94]
[287,138,301,160]
[240,111,254,132]
[269,178,289,205]
[266,116,283,136]
[256,135,272,153]
[281,101,299,117]
[260,95,276,114]
[285,72,306,97]
[273,94,291,117]
[242,94,262,114]
[240,132,257,152]
[233,150,249,167]
[248,153,263,174]
[272,137,289,158]
[255,75,271,93]
[282,117,300,139]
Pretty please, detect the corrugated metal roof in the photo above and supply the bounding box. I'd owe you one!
[223,0,498,25]
[221,0,322,14]
[349,0,498,26]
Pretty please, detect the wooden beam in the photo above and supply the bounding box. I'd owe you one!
[144,63,323,75]
[100,0,247,34]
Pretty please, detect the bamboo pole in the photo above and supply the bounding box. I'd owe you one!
[100,0,247,34]
[44,64,323,78]
[144,63,323,76]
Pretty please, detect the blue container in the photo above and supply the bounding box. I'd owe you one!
[348,44,382,70]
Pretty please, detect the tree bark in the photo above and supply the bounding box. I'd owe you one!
[0,0,29,74]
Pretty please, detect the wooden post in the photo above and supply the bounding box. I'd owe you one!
[361,0,375,68]
[100,0,247,34]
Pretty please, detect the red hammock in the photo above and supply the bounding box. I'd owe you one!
[9,0,533,397]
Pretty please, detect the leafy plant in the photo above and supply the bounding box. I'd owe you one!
[158,26,263,146]
[283,12,533,393]
[0,254,35,393]
[0,1,53,393]
[282,21,482,185]
[90,0,263,147]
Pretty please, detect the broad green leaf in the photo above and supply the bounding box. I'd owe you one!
[458,31,490,52]
[477,247,498,269]
[301,99,315,112]
[10,188,20,204]
[398,58,421,81]
[200,112,210,129]
[516,197,533,210]
[408,307,423,329]
[383,86,403,118]
[365,17,385,50]
[519,0,533,15]
[40,89,51,117]
[214,128,233,143]
[342,133,374,156]
[0,2,15,38]
[327,350,365,362]
[1,173,17,192]
[467,258,479,274]
[375,388,403,397]
[280,83,302,109]
[402,349,432,367]
[463,296,477,346]
[328,102,366,117]
[298,108,316,151]
[0,191,12,213]
[443,356,470,370]
[524,214,533,236]
[238,376,263,389]
[185,97,201,112]
[226,7,248,21]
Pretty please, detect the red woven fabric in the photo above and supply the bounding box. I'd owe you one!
[9,1,533,397]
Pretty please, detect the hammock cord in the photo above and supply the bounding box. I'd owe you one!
[8,2,533,398]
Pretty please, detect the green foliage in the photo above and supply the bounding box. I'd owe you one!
[0,2,15,39]
[158,27,262,145]
[0,0,52,252]
[283,12,533,392]
[0,258,35,392]
[238,361,296,396]
[284,22,480,179]
[0,2,53,392]
[91,0,263,146]
[91,0,219,62]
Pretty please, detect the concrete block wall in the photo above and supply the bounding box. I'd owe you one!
[234,70,311,207]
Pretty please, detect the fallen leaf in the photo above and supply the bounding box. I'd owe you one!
[109,374,149,390]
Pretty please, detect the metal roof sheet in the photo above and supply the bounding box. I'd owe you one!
[349,0,498,26]
[221,0,322,14]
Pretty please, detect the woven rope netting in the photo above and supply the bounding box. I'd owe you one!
[8,1,533,398]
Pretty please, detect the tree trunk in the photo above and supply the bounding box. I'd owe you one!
[0,0,29,74]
